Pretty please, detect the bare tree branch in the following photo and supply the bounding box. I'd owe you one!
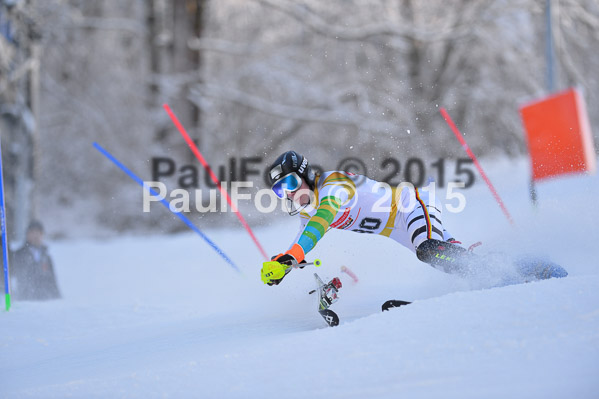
[67,17,146,34]
[255,0,472,46]
[188,83,397,133]
[187,37,260,56]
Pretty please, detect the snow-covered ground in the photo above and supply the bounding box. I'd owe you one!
[1,157,598,398]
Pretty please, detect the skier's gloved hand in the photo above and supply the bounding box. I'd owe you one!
[263,259,307,286]
[265,254,296,286]
[263,244,306,286]
[265,265,291,286]
[273,253,298,267]
[262,257,295,285]
[273,243,305,266]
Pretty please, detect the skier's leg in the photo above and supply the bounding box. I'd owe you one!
[400,185,446,250]
[390,185,472,274]
[415,238,473,274]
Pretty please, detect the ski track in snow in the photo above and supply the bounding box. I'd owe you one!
[1,158,598,398]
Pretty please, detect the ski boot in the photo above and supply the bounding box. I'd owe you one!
[311,274,342,327]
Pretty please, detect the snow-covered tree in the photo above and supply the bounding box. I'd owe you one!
[4,0,596,236]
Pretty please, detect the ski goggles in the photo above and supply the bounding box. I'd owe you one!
[271,172,303,199]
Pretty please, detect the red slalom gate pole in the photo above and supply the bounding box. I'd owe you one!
[340,266,359,283]
[440,108,515,226]
[163,104,269,260]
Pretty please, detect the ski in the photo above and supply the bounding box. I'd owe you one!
[514,256,568,281]
[382,300,412,312]
[311,273,342,327]
[318,309,340,327]
[417,239,569,284]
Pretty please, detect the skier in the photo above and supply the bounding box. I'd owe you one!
[261,150,471,286]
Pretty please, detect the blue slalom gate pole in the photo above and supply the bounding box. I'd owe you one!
[0,138,11,311]
[93,142,241,273]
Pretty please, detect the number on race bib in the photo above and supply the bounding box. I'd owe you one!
[352,217,382,233]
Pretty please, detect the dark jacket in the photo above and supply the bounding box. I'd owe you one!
[12,243,61,300]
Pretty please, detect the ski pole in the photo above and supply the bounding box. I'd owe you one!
[295,259,322,268]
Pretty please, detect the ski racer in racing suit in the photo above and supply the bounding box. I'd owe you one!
[261,151,468,286]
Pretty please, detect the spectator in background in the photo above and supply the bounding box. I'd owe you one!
[12,220,61,300]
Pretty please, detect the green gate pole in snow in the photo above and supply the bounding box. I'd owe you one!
[0,137,11,311]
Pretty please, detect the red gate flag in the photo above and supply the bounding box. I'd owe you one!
[520,88,596,181]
